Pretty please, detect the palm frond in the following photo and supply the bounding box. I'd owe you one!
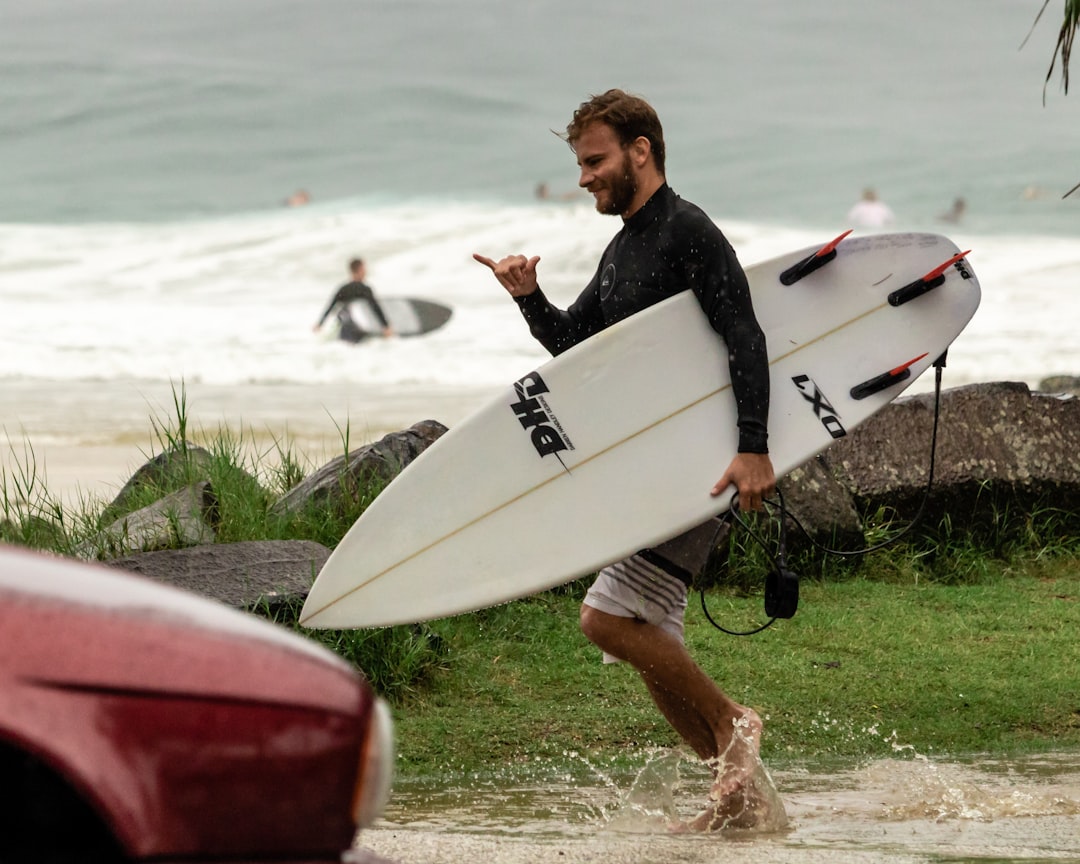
[1040,0,1080,104]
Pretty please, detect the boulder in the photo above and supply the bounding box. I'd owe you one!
[271,420,448,519]
[86,480,219,559]
[105,539,330,609]
[776,454,864,552]
[99,444,214,526]
[823,381,1080,536]
[1039,375,1080,397]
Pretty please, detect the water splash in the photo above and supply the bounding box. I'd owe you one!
[868,757,1080,823]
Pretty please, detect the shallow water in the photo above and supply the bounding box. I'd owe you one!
[354,751,1080,863]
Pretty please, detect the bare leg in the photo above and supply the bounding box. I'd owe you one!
[580,606,762,803]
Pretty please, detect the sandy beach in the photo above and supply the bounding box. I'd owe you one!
[1,377,490,506]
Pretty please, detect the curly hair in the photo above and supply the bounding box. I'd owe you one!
[563,89,666,175]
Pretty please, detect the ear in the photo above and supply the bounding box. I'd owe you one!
[628,135,652,169]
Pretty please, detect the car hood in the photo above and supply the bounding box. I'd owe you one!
[0,545,364,714]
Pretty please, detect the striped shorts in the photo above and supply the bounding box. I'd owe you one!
[582,553,689,664]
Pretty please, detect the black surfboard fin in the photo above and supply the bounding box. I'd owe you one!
[779,229,853,286]
[850,352,928,400]
[888,250,971,307]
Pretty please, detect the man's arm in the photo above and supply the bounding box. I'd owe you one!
[679,221,775,508]
[473,252,601,355]
[313,286,347,330]
[360,285,393,333]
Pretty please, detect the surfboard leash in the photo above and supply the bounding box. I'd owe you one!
[700,352,948,636]
[699,488,797,636]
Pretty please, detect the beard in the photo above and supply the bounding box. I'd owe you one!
[593,151,638,216]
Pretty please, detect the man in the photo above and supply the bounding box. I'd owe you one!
[313,258,395,341]
[474,90,776,829]
[846,187,895,228]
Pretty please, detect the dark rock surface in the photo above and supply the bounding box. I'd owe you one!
[105,540,330,609]
[270,420,448,519]
[87,480,219,559]
[818,381,1080,532]
[100,444,214,526]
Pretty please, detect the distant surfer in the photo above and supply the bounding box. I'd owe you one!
[939,196,967,224]
[535,181,581,202]
[313,258,395,341]
[846,187,895,228]
[285,188,311,207]
[475,89,778,831]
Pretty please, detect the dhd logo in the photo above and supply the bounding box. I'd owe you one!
[510,372,574,462]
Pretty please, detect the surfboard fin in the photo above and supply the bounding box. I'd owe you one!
[887,250,972,307]
[849,353,929,400]
[779,229,853,286]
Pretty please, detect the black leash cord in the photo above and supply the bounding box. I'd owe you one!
[700,588,778,635]
[698,493,788,636]
[700,357,946,634]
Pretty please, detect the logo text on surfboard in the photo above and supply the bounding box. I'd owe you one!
[511,372,575,462]
[792,375,847,439]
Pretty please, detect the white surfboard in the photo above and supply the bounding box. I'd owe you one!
[301,232,980,629]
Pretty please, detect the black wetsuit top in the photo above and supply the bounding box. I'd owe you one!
[316,281,391,330]
[514,183,769,454]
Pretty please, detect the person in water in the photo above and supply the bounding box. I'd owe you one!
[846,187,895,228]
[474,89,776,830]
[313,258,394,340]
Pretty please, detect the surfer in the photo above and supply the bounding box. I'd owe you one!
[313,258,395,340]
[939,196,967,224]
[475,89,777,830]
[846,187,895,228]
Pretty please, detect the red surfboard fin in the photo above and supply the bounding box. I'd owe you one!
[888,250,972,307]
[849,353,929,400]
[779,229,853,286]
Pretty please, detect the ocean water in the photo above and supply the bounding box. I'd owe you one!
[2,0,1079,491]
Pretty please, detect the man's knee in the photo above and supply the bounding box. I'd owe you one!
[580,602,599,643]
[580,603,625,651]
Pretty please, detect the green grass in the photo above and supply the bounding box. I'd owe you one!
[380,560,1080,775]
[3,386,1078,778]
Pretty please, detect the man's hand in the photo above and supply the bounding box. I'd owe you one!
[711,452,776,511]
[473,253,541,298]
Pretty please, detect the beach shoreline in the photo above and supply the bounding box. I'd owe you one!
[1,377,491,506]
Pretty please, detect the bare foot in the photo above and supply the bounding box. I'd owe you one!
[673,706,765,832]
[684,786,767,832]
[709,706,763,799]
[683,757,787,833]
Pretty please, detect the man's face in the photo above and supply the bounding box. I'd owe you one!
[574,122,637,217]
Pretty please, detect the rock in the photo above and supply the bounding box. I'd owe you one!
[99,444,214,526]
[825,381,1080,536]
[86,480,219,559]
[1039,375,1080,397]
[105,540,330,609]
[777,454,864,552]
[271,420,448,519]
